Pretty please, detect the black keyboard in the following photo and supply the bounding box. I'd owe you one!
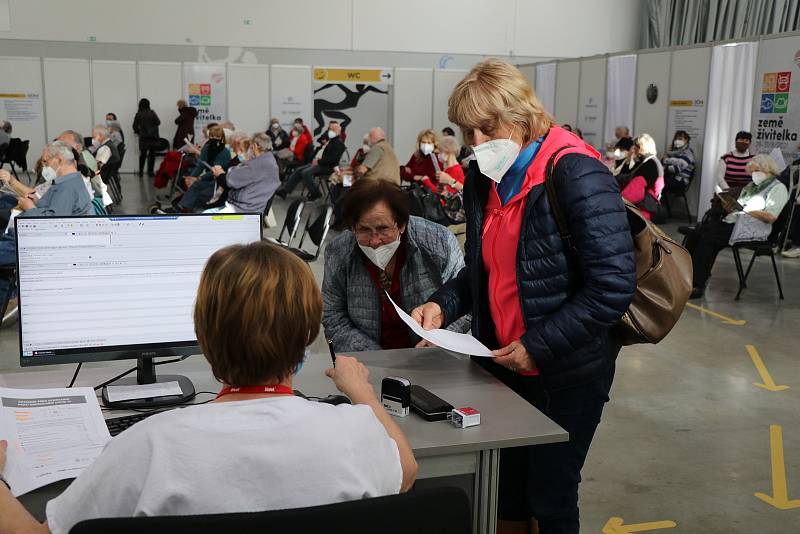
[105,411,166,436]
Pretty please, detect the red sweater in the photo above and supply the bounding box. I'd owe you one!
[402,153,440,186]
[621,175,665,220]
[291,126,312,160]
[481,126,600,375]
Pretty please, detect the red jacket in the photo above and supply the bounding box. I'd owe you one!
[621,175,664,220]
[481,126,599,374]
[401,153,440,184]
[291,126,312,160]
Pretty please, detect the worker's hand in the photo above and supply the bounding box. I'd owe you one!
[325,356,374,401]
[0,439,7,473]
[492,340,536,373]
[211,165,224,177]
[0,170,11,183]
[17,196,36,211]
[410,302,444,330]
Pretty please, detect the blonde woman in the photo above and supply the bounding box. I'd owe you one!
[411,59,636,534]
[685,154,788,298]
[619,133,665,221]
[400,128,440,186]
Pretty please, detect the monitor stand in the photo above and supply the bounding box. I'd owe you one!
[101,356,196,409]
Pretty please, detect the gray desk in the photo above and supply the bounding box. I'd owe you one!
[1,348,567,534]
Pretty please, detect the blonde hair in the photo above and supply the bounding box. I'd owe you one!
[415,128,439,156]
[633,134,657,157]
[448,59,553,145]
[747,154,780,176]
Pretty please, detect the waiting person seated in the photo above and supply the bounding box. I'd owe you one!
[322,179,469,352]
[618,134,664,221]
[685,154,788,299]
[56,130,106,203]
[355,127,401,185]
[204,131,251,209]
[605,125,630,151]
[173,125,232,212]
[0,120,12,149]
[0,241,417,534]
[316,120,344,144]
[436,135,466,194]
[90,125,121,183]
[220,120,236,142]
[105,112,125,145]
[716,131,754,193]
[400,129,440,187]
[610,136,634,175]
[662,130,696,195]
[441,127,473,166]
[276,122,346,201]
[206,133,280,214]
[275,118,312,165]
[331,134,370,189]
[266,117,290,151]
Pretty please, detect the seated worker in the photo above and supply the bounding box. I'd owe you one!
[276,122,346,201]
[0,142,93,308]
[619,134,664,221]
[206,133,280,214]
[322,179,469,352]
[400,128,440,186]
[266,117,290,151]
[716,131,754,193]
[685,154,788,299]
[355,127,401,185]
[174,125,232,211]
[0,242,417,534]
[662,130,696,194]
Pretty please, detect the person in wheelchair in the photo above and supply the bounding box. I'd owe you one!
[685,154,788,299]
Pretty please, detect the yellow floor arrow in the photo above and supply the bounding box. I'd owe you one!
[686,303,747,325]
[603,516,677,534]
[755,425,800,510]
[747,345,789,392]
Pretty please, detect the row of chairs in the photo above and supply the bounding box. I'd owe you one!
[267,198,333,262]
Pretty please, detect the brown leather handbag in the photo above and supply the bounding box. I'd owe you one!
[545,148,693,346]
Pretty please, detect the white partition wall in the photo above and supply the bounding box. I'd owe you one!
[535,63,557,115]
[554,61,580,127]
[577,57,607,149]
[228,63,270,135]
[433,69,468,133]
[634,51,671,151]
[605,54,637,143]
[518,65,536,89]
[43,58,92,142]
[270,65,312,131]
[137,62,181,148]
[91,60,138,171]
[0,56,46,168]
[393,68,433,161]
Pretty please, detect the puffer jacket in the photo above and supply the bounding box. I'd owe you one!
[323,216,470,352]
[429,147,637,390]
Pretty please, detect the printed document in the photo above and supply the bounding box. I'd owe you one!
[0,387,110,496]
[387,293,493,357]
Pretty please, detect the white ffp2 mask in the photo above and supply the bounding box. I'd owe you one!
[419,142,434,156]
[752,171,768,185]
[358,238,401,271]
[41,166,58,183]
[473,135,521,183]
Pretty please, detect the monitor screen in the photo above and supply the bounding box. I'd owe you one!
[15,214,263,366]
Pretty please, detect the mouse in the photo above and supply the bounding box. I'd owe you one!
[318,394,351,406]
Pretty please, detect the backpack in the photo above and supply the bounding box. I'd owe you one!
[545,146,692,346]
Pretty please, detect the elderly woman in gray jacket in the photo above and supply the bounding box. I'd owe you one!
[323,179,469,352]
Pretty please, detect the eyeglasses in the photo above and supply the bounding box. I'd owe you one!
[354,224,398,241]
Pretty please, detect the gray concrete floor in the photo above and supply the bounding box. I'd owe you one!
[1,175,799,532]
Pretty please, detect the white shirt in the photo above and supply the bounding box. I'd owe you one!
[95,145,111,166]
[46,396,402,534]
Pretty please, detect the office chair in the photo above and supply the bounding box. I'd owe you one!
[69,486,471,534]
[289,204,334,262]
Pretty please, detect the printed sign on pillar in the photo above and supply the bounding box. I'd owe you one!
[752,40,800,162]
[183,64,227,142]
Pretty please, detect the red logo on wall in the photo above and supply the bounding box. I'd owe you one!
[777,72,792,92]
[200,84,211,95]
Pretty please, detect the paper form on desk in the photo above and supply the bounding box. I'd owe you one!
[0,387,110,496]
[386,292,493,357]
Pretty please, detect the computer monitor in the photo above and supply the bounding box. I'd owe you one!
[15,213,263,407]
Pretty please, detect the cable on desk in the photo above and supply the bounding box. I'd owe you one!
[100,391,218,414]
[93,366,136,391]
[67,363,82,388]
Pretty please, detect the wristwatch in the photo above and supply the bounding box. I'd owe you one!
[0,473,9,490]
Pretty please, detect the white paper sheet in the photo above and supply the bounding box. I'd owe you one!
[105,381,183,402]
[386,293,493,357]
[0,387,110,496]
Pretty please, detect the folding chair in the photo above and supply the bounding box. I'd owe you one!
[289,204,334,262]
[662,169,694,223]
[266,198,305,247]
[1,139,31,184]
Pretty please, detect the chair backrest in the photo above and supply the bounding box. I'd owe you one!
[301,142,316,165]
[69,486,471,534]
[768,186,796,246]
[6,138,29,170]
[296,204,334,260]
[277,198,305,244]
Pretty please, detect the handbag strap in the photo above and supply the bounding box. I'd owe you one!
[544,145,577,256]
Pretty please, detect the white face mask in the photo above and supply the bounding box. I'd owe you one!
[362,144,371,153]
[674,139,686,148]
[419,142,434,156]
[327,130,337,139]
[358,237,401,271]
[473,133,521,183]
[271,123,280,130]
[91,138,100,148]
[752,171,768,185]
[41,165,58,183]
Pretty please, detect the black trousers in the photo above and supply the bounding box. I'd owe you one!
[481,347,617,534]
[138,145,157,176]
[684,218,734,289]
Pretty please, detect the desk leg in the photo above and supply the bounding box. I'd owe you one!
[473,448,499,534]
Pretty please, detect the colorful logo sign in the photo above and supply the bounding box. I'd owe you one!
[189,83,212,106]
[760,72,791,114]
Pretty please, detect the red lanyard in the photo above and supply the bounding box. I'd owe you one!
[216,384,294,399]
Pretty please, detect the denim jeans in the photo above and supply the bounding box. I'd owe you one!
[0,234,17,309]
[283,164,331,197]
[178,180,215,210]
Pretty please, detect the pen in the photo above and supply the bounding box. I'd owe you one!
[326,339,336,367]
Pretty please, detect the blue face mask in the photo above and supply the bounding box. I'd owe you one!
[295,348,310,375]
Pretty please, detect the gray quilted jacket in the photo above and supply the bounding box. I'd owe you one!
[322,216,470,352]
